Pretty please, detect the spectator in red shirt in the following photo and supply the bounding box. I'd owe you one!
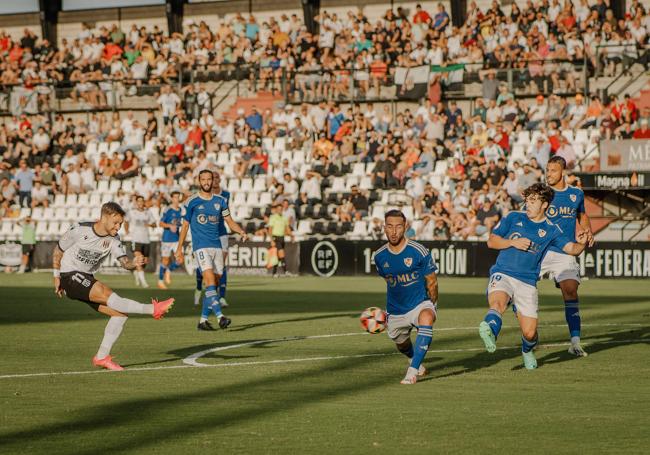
[413,4,432,24]
[186,120,203,149]
[9,44,23,63]
[633,120,650,139]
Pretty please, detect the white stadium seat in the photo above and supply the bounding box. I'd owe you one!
[240,178,253,192]
[53,194,66,207]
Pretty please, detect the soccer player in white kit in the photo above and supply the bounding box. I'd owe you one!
[52,202,174,371]
[124,195,156,288]
[542,156,594,357]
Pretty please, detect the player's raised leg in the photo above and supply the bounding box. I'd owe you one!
[559,279,587,357]
[219,236,229,308]
[401,306,436,385]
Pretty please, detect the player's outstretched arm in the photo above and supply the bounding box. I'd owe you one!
[578,212,595,247]
[487,233,531,251]
[52,245,64,298]
[119,255,146,271]
[425,272,438,304]
[225,215,249,242]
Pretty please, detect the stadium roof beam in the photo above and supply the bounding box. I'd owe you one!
[39,0,62,45]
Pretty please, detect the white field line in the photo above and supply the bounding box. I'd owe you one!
[0,323,647,380]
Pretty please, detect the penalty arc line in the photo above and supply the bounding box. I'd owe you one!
[0,325,647,380]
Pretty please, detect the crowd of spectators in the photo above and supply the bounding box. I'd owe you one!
[1,1,650,241]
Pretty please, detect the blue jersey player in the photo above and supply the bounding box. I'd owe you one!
[158,191,183,289]
[194,172,232,307]
[374,209,439,385]
[479,183,588,370]
[541,156,594,356]
[176,169,248,331]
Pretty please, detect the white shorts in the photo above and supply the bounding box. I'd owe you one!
[540,250,581,284]
[160,242,178,258]
[487,273,539,319]
[220,235,229,252]
[194,247,224,274]
[387,300,437,344]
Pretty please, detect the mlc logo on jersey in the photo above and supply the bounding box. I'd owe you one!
[404,257,413,267]
[386,271,420,287]
[311,241,338,277]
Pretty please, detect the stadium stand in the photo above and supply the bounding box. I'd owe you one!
[1,0,649,245]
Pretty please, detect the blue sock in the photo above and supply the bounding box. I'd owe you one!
[206,285,222,318]
[201,294,212,320]
[484,309,503,338]
[219,268,228,299]
[410,325,433,370]
[169,260,179,271]
[521,334,538,353]
[158,265,166,280]
[564,299,581,338]
[195,269,203,291]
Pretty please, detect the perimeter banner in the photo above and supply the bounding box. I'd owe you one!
[600,140,650,172]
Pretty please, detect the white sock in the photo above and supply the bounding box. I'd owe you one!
[107,293,154,315]
[133,271,141,285]
[571,336,581,345]
[96,316,127,359]
[138,270,146,284]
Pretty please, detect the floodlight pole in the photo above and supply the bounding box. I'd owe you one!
[39,0,61,45]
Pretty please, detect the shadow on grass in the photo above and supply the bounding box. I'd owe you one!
[536,326,650,367]
[2,288,647,325]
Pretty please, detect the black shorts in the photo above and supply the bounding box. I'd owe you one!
[273,236,285,249]
[22,244,35,255]
[133,243,150,257]
[60,271,99,309]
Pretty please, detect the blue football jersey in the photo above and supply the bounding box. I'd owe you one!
[161,206,183,243]
[545,185,585,254]
[374,240,438,315]
[215,189,231,237]
[183,193,230,250]
[491,211,571,286]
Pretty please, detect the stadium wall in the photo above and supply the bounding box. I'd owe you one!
[5,240,650,279]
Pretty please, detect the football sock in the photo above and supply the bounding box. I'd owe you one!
[397,341,414,359]
[96,316,127,359]
[410,325,433,370]
[205,285,223,318]
[272,265,278,275]
[219,268,228,299]
[137,270,146,285]
[107,293,154,315]
[484,309,503,338]
[521,333,539,353]
[158,265,166,281]
[564,299,581,339]
[133,270,140,285]
[195,268,203,291]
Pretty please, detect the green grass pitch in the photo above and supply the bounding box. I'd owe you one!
[1,273,649,454]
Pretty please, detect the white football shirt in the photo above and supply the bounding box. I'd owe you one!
[127,209,155,244]
[59,222,127,274]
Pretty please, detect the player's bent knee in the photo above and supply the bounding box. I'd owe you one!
[89,281,114,305]
[418,309,435,326]
[521,327,537,341]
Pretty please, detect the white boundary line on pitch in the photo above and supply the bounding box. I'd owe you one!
[0,323,647,380]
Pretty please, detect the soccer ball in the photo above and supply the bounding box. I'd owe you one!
[360,307,387,334]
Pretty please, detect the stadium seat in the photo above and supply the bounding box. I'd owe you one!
[223,164,235,176]
[240,178,253,192]
[96,181,109,194]
[89,193,102,207]
[0,221,12,238]
[228,178,240,193]
[297,220,312,236]
[152,166,166,180]
[109,142,120,153]
[348,220,368,239]
[298,164,311,179]
[36,221,48,239]
[561,130,574,143]
[280,150,292,163]
[65,194,78,206]
[253,177,266,192]
[259,192,272,207]
[434,160,448,176]
[78,207,91,220]
[329,177,346,193]
[293,151,306,164]
[575,129,589,144]
[233,192,247,206]
[370,204,384,220]
[47,221,60,238]
[59,222,71,235]
[121,180,134,193]
[516,131,531,146]
[32,207,44,220]
[53,194,66,207]
[530,131,543,144]
[97,142,109,155]
[273,137,287,153]
[268,150,280,164]
[352,162,366,176]
[86,142,98,157]
[217,153,229,167]
[91,207,101,219]
[246,192,260,207]
[54,207,66,221]
[77,194,90,207]
[10,221,22,239]
[109,180,121,193]
[66,207,79,220]
[345,175,360,190]
[359,176,373,191]
[402,206,414,220]
[262,137,274,152]
[42,207,54,220]
[142,166,154,179]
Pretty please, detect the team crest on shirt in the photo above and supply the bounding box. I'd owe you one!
[214,203,221,210]
[404,258,413,267]
[538,229,546,238]
[570,194,577,202]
